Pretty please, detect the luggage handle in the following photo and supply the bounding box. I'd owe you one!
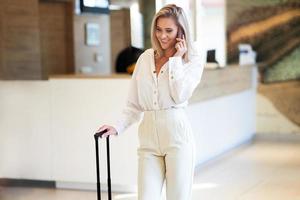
[94,129,112,200]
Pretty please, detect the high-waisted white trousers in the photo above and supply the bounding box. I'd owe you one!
[137,108,195,200]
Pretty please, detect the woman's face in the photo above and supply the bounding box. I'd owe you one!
[155,17,178,50]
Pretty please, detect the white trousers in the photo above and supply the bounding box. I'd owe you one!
[137,108,195,200]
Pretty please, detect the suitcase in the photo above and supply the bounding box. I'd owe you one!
[94,130,112,200]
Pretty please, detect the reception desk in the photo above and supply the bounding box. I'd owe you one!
[0,65,257,192]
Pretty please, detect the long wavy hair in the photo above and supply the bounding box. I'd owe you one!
[150,4,195,62]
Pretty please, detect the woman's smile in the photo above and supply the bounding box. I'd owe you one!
[160,40,169,45]
[155,17,178,50]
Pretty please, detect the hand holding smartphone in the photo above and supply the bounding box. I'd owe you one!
[174,27,187,57]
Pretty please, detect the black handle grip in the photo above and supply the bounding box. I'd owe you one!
[94,129,108,139]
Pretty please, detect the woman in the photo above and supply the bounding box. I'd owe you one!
[97,4,205,200]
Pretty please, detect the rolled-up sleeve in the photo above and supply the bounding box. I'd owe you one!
[168,50,206,104]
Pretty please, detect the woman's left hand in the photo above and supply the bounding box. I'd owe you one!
[174,35,187,58]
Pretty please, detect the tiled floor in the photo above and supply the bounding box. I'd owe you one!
[1,140,300,200]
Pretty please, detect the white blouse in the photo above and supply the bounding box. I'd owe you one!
[114,45,206,135]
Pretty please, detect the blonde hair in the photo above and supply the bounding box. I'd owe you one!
[150,4,194,62]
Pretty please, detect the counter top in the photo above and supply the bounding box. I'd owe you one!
[49,65,255,80]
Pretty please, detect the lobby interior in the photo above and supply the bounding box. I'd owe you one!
[0,0,300,199]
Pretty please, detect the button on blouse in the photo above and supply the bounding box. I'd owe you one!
[113,45,206,135]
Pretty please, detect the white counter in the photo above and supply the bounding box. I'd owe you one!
[0,66,257,192]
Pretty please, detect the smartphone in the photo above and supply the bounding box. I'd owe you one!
[177,27,184,39]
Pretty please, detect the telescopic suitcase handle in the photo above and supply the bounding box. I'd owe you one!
[94,129,112,200]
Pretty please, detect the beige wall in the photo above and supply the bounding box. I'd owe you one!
[73,14,111,75]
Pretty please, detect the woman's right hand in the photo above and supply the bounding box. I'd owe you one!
[96,125,118,138]
[174,34,187,58]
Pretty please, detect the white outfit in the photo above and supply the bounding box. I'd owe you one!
[138,108,196,200]
[114,45,205,200]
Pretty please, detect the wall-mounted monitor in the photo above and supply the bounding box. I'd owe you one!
[80,0,110,14]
